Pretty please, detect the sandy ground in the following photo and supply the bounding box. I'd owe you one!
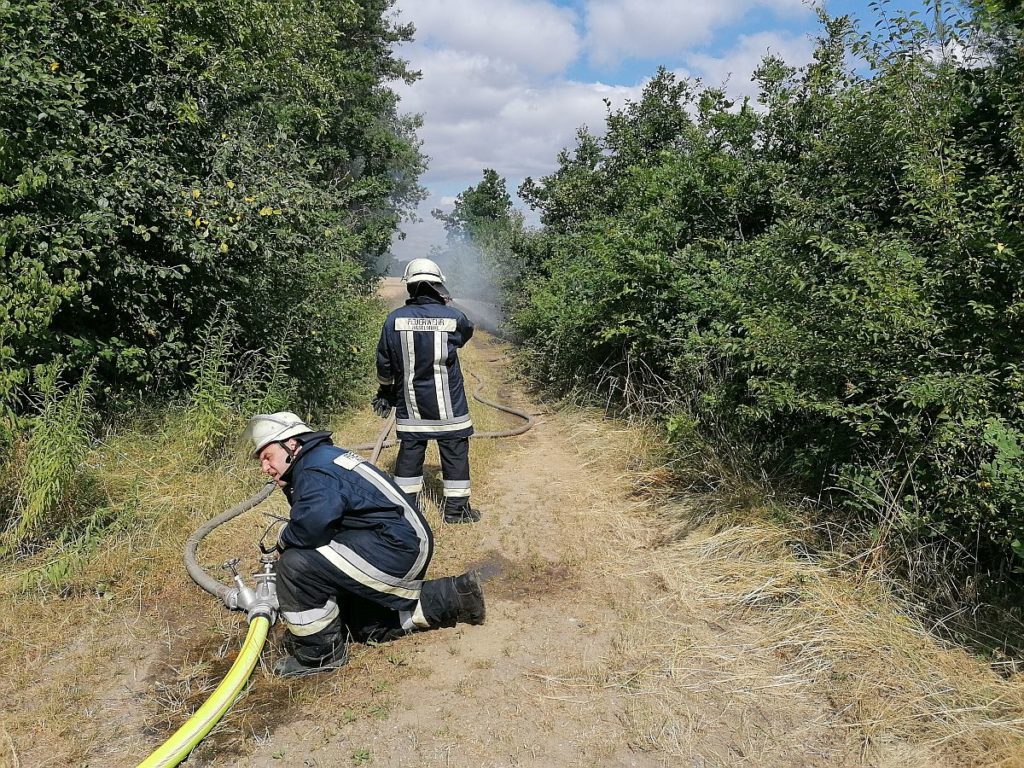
[225,316,669,767]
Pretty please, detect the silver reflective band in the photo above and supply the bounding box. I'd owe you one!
[396,415,473,433]
[400,602,429,631]
[442,476,471,497]
[318,542,421,601]
[282,600,340,636]
[433,331,449,420]
[401,331,420,419]
[395,475,424,493]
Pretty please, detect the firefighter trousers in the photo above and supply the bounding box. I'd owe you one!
[275,523,433,665]
[393,437,471,510]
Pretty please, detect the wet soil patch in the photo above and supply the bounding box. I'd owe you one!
[467,549,576,602]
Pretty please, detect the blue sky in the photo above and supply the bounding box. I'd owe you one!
[388,0,944,260]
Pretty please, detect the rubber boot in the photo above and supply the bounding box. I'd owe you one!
[442,501,481,524]
[274,639,349,678]
[419,571,486,628]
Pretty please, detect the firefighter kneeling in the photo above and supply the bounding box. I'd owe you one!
[244,412,486,678]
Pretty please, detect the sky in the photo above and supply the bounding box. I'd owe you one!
[387,0,938,261]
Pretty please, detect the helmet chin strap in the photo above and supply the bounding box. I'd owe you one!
[282,442,298,465]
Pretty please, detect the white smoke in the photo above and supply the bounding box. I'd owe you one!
[435,238,508,335]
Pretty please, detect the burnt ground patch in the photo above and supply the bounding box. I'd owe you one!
[138,616,306,763]
[467,549,577,602]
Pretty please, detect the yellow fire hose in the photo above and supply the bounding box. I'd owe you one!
[136,616,270,768]
[136,483,278,768]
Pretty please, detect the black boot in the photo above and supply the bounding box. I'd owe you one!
[442,501,481,524]
[453,570,486,624]
[419,571,486,628]
[273,640,349,678]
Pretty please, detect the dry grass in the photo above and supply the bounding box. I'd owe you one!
[670,521,1024,764]
[0,309,529,765]
[547,414,1024,767]
[0,402,272,766]
[0,724,18,768]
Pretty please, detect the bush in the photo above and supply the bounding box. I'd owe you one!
[507,7,1024,588]
[0,0,423,417]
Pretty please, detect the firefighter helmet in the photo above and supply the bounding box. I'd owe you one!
[402,258,446,285]
[244,411,313,457]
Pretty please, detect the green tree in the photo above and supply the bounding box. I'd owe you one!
[434,168,512,241]
[0,0,424,414]
[504,3,1024,600]
[430,169,523,305]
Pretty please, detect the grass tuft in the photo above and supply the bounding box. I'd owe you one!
[2,362,95,553]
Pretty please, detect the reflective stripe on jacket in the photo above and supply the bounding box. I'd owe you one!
[376,294,475,440]
[279,433,432,581]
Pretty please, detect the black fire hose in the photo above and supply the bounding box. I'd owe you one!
[347,369,535,453]
[183,481,276,603]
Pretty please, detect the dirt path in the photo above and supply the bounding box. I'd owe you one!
[221,335,659,767]
[214,328,874,768]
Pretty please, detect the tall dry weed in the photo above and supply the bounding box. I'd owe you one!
[2,362,95,552]
[168,305,294,463]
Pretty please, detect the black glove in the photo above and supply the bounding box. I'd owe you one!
[372,384,397,418]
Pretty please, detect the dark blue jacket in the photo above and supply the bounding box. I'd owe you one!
[279,433,431,572]
[376,294,475,440]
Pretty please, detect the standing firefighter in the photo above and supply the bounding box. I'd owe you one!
[374,258,480,523]
[244,412,485,678]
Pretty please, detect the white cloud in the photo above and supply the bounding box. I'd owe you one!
[395,0,581,75]
[585,0,738,63]
[687,30,816,102]
[390,45,642,260]
[584,0,810,67]
[394,47,642,187]
[387,0,820,258]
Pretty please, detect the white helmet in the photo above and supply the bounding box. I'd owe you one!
[402,257,446,285]
[244,411,313,457]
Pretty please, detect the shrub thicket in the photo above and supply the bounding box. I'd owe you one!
[0,0,423,424]
[508,5,1024,592]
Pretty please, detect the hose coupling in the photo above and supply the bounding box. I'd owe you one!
[248,557,279,623]
[221,558,279,623]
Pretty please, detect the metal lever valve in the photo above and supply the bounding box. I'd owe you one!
[221,557,278,623]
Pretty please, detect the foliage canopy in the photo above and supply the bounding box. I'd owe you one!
[0,0,424,424]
